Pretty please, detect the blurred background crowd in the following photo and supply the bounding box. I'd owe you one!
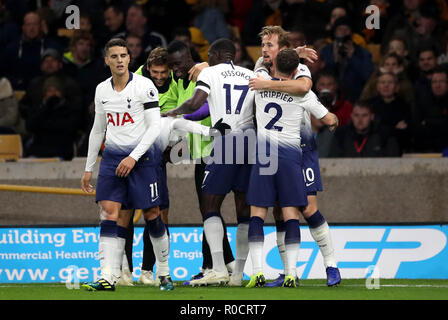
[0,0,447,160]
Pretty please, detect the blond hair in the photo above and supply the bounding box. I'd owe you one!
[258,26,290,49]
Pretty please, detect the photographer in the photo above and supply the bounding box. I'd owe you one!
[320,16,373,103]
[313,69,353,158]
[25,77,80,160]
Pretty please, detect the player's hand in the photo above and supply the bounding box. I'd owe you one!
[115,156,136,178]
[188,62,209,82]
[162,109,179,117]
[295,46,318,64]
[210,118,231,136]
[249,73,269,90]
[81,171,94,193]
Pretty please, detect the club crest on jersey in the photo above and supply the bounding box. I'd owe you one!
[106,112,134,126]
[127,98,131,109]
[147,88,156,99]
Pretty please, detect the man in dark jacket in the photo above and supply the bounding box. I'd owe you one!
[329,101,401,157]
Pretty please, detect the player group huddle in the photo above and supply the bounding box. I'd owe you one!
[80,26,341,292]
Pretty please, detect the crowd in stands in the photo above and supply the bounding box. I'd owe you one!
[0,0,447,160]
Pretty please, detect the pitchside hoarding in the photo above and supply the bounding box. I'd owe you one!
[0,225,447,283]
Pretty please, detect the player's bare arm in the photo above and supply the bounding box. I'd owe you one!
[320,112,339,132]
[162,89,208,117]
[188,62,209,82]
[249,73,313,95]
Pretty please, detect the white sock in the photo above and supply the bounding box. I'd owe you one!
[112,237,126,283]
[276,231,287,275]
[285,242,300,278]
[249,241,264,274]
[150,230,170,276]
[226,260,235,273]
[203,216,227,273]
[309,222,337,268]
[233,222,249,277]
[99,235,117,284]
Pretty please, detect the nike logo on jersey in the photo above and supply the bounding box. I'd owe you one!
[306,182,315,187]
[151,196,159,202]
[101,100,108,104]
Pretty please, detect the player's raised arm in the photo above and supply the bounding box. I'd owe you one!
[162,86,209,117]
[249,72,312,95]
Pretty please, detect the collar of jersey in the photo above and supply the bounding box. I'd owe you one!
[110,71,133,90]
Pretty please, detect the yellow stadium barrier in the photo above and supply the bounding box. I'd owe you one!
[0,184,143,223]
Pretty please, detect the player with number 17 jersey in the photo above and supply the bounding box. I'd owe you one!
[195,62,256,194]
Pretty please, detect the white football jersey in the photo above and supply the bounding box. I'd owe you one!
[195,62,255,130]
[255,69,327,153]
[94,72,159,153]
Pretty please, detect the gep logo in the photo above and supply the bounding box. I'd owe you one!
[244,226,448,280]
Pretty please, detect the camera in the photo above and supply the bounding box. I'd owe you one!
[318,89,333,109]
[334,35,351,57]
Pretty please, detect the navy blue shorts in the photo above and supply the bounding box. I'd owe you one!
[246,156,308,208]
[202,162,252,195]
[302,148,323,194]
[201,130,254,195]
[157,163,169,210]
[96,149,161,210]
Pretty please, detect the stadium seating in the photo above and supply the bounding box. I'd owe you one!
[57,28,75,38]
[0,134,23,161]
[246,46,262,63]
[366,43,381,64]
[14,90,25,101]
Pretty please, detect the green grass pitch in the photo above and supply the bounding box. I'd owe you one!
[1,279,447,300]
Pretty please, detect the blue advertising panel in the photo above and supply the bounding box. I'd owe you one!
[0,225,447,283]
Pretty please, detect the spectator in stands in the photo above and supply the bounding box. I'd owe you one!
[328,101,401,157]
[383,36,412,76]
[62,30,108,136]
[383,0,441,60]
[368,72,412,153]
[0,75,19,134]
[241,0,281,46]
[361,52,415,107]
[1,11,61,90]
[103,4,126,39]
[325,6,367,48]
[438,35,448,64]
[25,76,80,160]
[315,69,353,127]
[233,37,254,70]
[172,26,202,63]
[19,48,82,142]
[191,0,232,44]
[413,46,439,118]
[413,66,448,152]
[320,16,373,102]
[287,26,306,49]
[125,4,167,53]
[126,33,145,72]
[0,0,20,50]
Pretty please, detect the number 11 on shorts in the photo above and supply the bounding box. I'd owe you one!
[150,182,159,200]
